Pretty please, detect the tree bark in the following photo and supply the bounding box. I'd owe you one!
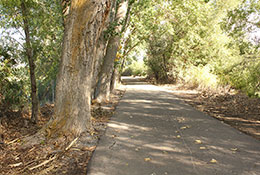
[45,0,111,137]
[110,67,119,91]
[94,36,120,102]
[95,0,129,103]
[91,0,117,100]
[91,33,108,100]
[21,0,39,124]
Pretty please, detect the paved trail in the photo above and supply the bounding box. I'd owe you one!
[88,77,260,175]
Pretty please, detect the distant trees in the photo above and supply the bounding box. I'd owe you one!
[94,0,131,103]
[220,0,260,96]
[124,0,260,96]
[0,0,63,122]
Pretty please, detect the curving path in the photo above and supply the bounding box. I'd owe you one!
[88,77,260,175]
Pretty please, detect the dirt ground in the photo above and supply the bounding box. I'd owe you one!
[0,89,125,175]
[165,84,260,140]
[0,83,259,175]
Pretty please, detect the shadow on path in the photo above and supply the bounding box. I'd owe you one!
[88,77,260,175]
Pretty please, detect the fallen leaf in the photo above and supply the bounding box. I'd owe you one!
[144,157,151,161]
[90,131,97,136]
[231,148,238,151]
[81,146,96,151]
[177,135,181,138]
[180,125,190,130]
[195,140,202,144]
[199,147,206,150]
[135,148,140,151]
[210,159,217,163]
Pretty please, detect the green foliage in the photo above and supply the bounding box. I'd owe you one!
[122,60,147,76]
[104,21,123,40]
[0,0,64,108]
[180,65,219,90]
[126,0,260,96]
[217,0,260,96]
[0,45,27,109]
[221,55,260,97]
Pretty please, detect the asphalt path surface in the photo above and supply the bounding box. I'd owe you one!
[88,77,260,175]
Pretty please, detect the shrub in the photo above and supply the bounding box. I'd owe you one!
[0,64,27,110]
[122,60,147,76]
[181,64,219,90]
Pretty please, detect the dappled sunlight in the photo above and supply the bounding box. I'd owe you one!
[143,143,183,153]
[89,77,260,175]
[107,122,129,130]
[127,84,162,91]
[123,99,154,103]
[108,121,152,132]
[163,87,199,95]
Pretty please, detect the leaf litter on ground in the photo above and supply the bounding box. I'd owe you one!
[0,89,125,175]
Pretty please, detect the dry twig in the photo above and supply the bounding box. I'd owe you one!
[28,155,57,171]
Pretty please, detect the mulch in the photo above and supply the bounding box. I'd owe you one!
[169,86,260,140]
[0,89,125,175]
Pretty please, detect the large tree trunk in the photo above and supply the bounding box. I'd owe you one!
[21,1,39,124]
[95,0,128,103]
[45,0,111,137]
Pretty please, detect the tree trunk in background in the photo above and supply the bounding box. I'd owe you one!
[91,33,108,99]
[21,1,39,124]
[92,0,116,100]
[110,68,119,92]
[45,0,111,137]
[94,36,119,102]
[95,0,128,103]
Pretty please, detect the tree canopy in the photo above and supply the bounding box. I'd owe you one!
[121,0,260,96]
[0,0,259,136]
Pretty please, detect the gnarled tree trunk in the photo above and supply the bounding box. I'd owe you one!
[45,0,111,137]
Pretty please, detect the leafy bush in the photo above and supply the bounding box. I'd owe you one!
[121,67,133,76]
[222,56,260,97]
[122,60,147,76]
[0,61,27,110]
[128,0,260,98]
[180,65,219,90]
